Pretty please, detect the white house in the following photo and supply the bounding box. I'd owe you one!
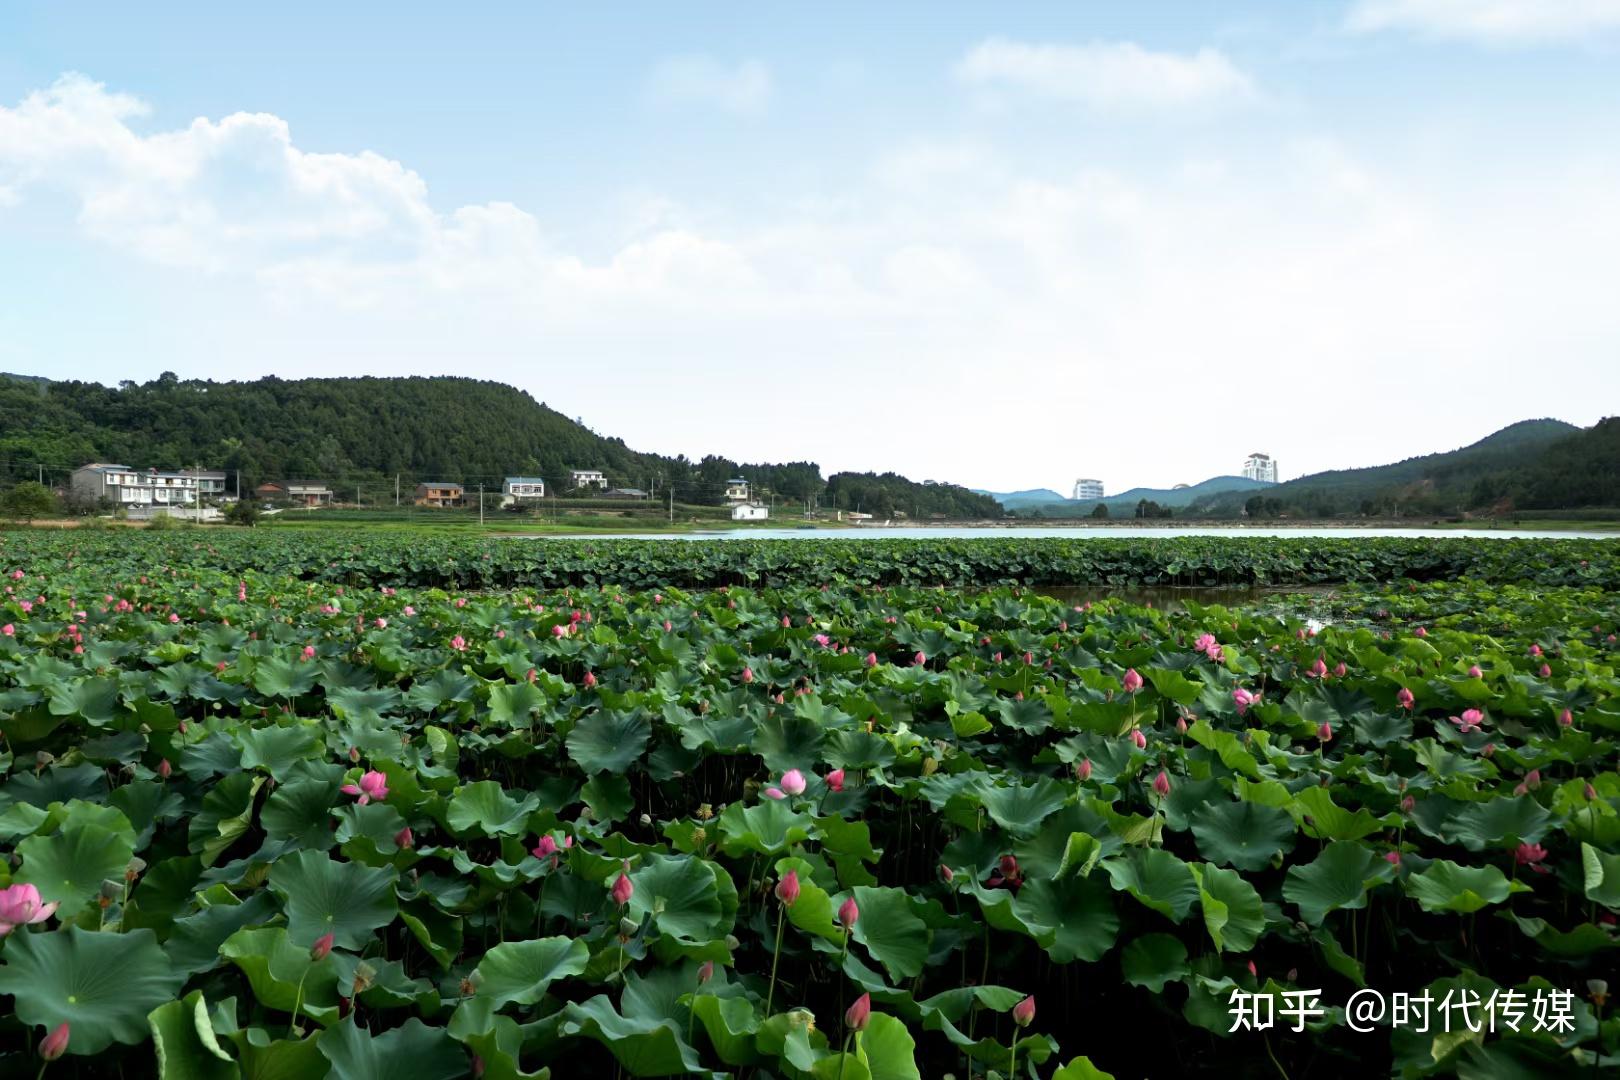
[731,502,769,521]
[1242,454,1279,484]
[71,464,199,508]
[502,477,546,506]
[568,469,608,490]
[724,478,750,503]
[1072,478,1105,500]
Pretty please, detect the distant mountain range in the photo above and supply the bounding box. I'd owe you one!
[979,475,1272,516]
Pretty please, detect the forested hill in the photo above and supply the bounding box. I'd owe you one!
[1188,418,1618,518]
[0,372,1001,514]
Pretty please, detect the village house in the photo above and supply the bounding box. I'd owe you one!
[415,482,465,508]
[501,477,546,507]
[71,464,199,509]
[724,478,750,504]
[731,502,769,521]
[253,482,333,507]
[568,469,608,491]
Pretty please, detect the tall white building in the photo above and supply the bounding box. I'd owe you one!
[1242,454,1279,484]
[1073,478,1105,500]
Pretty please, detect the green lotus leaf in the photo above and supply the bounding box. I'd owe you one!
[1407,859,1524,914]
[223,1027,328,1080]
[1447,796,1553,852]
[218,927,342,1025]
[1102,847,1200,923]
[1190,798,1297,872]
[236,722,322,773]
[1121,932,1189,991]
[979,777,1070,837]
[1582,842,1620,909]
[1283,842,1391,924]
[267,848,400,950]
[858,1012,922,1080]
[558,994,707,1076]
[1053,1057,1118,1080]
[566,709,652,774]
[851,885,930,982]
[447,998,550,1080]
[0,927,182,1054]
[148,990,237,1080]
[251,657,319,699]
[1191,863,1266,953]
[487,681,551,729]
[48,676,125,727]
[16,821,136,913]
[691,994,763,1066]
[446,780,540,838]
[474,935,591,1007]
[166,890,282,975]
[716,798,816,857]
[318,1017,468,1080]
[1291,787,1385,843]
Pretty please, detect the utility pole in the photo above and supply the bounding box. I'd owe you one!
[235,469,241,501]
[479,484,484,526]
[395,474,400,507]
[668,485,674,524]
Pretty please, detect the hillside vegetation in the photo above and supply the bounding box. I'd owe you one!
[0,372,998,516]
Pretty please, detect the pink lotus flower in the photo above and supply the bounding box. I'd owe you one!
[551,624,567,638]
[1396,687,1414,710]
[374,618,387,629]
[838,896,859,930]
[741,666,754,684]
[612,872,634,906]
[583,671,597,689]
[1176,717,1188,734]
[1515,843,1550,872]
[1525,769,1542,790]
[1400,794,1415,813]
[1153,771,1172,798]
[310,931,335,960]
[0,883,59,935]
[533,835,558,859]
[395,826,414,849]
[1467,665,1483,679]
[1130,729,1147,750]
[1449,709,1486,734]
[1013,995,1036,1028]
[1076,759,1093,782]
[1559,709,1573,728]
[450,635,466,652]
[781,615,792,628]
[914,651,927,666]
[1333,662,1347,678]
[775,870,800,907]
[403,605,416,616]
[157,758,172,779]
[1384,850,1402,866]
[663,620,673,632]
[939,863,955,883]
[1305,657,1327,679]
[1122,668,1143,694]
[341,770,389,805]
[1318,722,1333,742]
[1233,688,1257,716]
[1482,743,1496,757]
[825,768,845,793]
[38,1022,69,1062]
[301,644,316,660]
[864,652,877,668]
[764,787,785,800]
[1529,644,1543,658]
[1585,782,1599,801]
[846,992,871,1031]
[780,769,807,797]
[1,624,12,637]
[813,633,831,647]
[698,960,714,984]
[1539,663,1553,678]
[1414,627,1427,638]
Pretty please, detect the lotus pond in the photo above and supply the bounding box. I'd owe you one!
[0,532,1616,1078]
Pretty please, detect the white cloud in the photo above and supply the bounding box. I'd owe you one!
[645,56,773,115]
[1,72,1617,493]
[1346,0,1620,42]
[953,38,1257,110]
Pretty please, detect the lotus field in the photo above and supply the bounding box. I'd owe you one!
[0,533,1617,1078]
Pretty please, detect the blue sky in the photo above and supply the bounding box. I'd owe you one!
[3,2,1619,492]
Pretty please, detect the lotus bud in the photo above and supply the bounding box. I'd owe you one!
[38,1023,69,1062]
[845,993,871,1032]
[612,872,634,906]
[310,932,334,961]
[698,960,715,984]
[1075,759,1093,782]
[775,870,801,907]
[838,896,859,931]
[1012,995,1036,1028]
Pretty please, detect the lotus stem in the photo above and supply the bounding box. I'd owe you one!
[837,1030,852,1080]
[288,968,308,1038]
[765,904,786,1016]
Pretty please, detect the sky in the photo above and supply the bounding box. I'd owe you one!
[2,1,1619,495]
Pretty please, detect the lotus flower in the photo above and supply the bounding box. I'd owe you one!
[157,758,172,779]
[1318,722,1333,742]
[1414,626,1428,638]
[38,1022,69,1062]
[864,652,877,668]
[310,932,334,960]
[583,670,597,689]
[1076,758,1093,782]
[741,666,754,684]
[1449,709,1486,734]
[1401,794,1416,813]
[301,644,316,660]
[341,770,389,805]
[1130,728,1147,750]
[698,960,714,984]
[1525,769,1542,790]
[1539,663,1553,678]
[1529,644,1543,657]
[1384,850,1402,866]
[764,786,785,800]
[1013,995,1036,1028]
[775,870,800,907]
[1122,668,1143,694]
[1396,687,1415,709]
[1467,665,1483,678]
[914,651,927,666]
[612,872,634,906]
[838,896,859,930]
[846,992,871,1032]
[395,826,414,850]
[825,768,845,793]
[1333,661,1347,677]
[1153,771,1172,798]
[1515,843,1550,873]
[450,635,466,652]
[533,835,558,859]
[1559,708,1574,728]
[1305,657,1328,679]
[779,769,807,797]
[1233,687,1257,716]
[0,883,58,935]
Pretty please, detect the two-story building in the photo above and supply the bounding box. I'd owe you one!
[724,478,750,504]
[502,477,546,508]
[568,469,609,491]
[415,482,465,508]
[71,464,199,509]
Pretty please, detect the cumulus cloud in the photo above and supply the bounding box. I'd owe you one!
[644,56,773,115]
[953,38,1257,110]
[1346,0,1620,42]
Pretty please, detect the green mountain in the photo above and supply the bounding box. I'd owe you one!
[0,372,1001,516]
[1190,418,1598,518]
[973,487,1070,508]
[1006,475,1272,518]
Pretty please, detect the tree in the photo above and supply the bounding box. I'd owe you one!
[0,481,59,522]
[1090,503,1110,519]
[224,499,261,527]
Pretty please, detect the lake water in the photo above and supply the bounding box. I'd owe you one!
[529,525,1618,541]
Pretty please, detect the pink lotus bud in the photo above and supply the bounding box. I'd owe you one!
[1526,769,1542,790]
[1233,687,1257,716]
[775,870,800,907]
[1401,795,1415,813]
[157,758,172,779]
[1318,722,1333,742]
[1529,644,1543,657]
[583,670,597,689]
[1247,960,1258,977]
[1585,783,1599,801]
[310,932,334,960]
[533,835,558,858]
[780,769,807,796]
[939,863,954,883]
[825,768,845,793]
[764,786,785,800]
[913,651,926,666]
[1013,995,1036,1028]
[1076,759,1093,781]
[1130,729,1147,750]
[1333,662,1347,678]
[1559,709,1573,728]
[302,644,316,660]
[1482,743,1496,757]
[838,896,859,930]
[38,1022,69,1062]
[1414,627,1427,638]
[395,826,414,849]
[1122,668,1143,694]
[845,992,871,1032]
[1540,664,1552,678]
[741,666,754,684]
[1467,665,1482,678]
[698,960,714,984]
[1396,687,1414,710]
[864,652,877,668]
[1176,717,1188,734]
[612,872,634,906]
[1384,850,1401,865]
[1153,771,1171,798]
